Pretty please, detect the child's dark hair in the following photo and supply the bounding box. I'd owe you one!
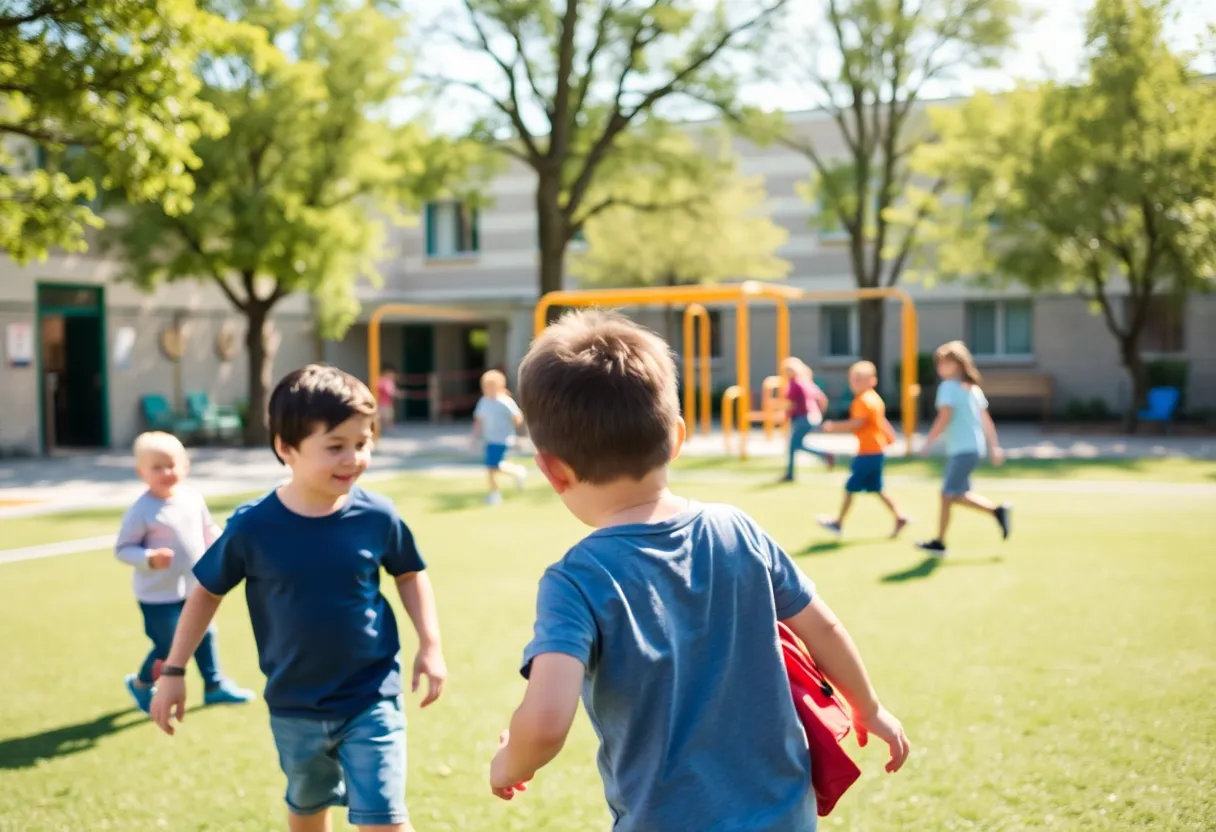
[381,364,395,373]
[518,309,679,484]
[268,364,377,463]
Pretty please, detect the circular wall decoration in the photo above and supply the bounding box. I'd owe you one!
[159,325,186,361]
[216,322,240,361]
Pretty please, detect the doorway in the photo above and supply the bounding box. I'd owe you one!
[38,284,108,451]
[400,324,434,422]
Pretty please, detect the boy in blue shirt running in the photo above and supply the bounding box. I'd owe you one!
[488,311,910,830]
[151,364,446,832]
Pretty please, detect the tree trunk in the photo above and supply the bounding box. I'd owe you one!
[243,302,274,447]
[858,297,885,391]
[1119,337,1148,432]
[536,172,566,321]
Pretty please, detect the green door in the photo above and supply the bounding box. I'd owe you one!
[37,284,108,451]
[401,324,434,421]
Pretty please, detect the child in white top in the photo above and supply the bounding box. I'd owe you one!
[114,431,254,713]
[472,370,527,505]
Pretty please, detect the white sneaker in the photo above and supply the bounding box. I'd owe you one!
[486,491,503,506]
[513,468,527,491]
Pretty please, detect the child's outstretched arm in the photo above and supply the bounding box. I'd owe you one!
[822,417,864,434]
[490,652,583,799]
[396,571,447,707]
[151,585,223,734]
[783,597,911,773]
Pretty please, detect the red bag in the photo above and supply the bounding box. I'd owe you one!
[779,622,861,816]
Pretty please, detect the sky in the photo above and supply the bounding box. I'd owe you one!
[407,0,1216,134]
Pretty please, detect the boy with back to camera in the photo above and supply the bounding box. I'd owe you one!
[151,365,447,832]
[115,431,254,713]
[488,311,910,830]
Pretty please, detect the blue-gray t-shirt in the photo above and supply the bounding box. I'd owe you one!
[522,503,818,832]
[936,379,990,456]
[193,486,426,719]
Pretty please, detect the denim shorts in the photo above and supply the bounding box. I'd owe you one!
[943,452,980,496]
[845,453,885,493]
[269,696,407,826]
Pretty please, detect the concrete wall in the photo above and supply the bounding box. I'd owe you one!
[0,304,41,455]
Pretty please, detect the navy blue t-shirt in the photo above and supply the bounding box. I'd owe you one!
[193,486,426,719]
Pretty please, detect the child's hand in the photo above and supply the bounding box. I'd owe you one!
[146,548,174,569]
[150,676,187,736]
[490,730,531,800]
[853,705,911,773]
[412,644,447,708]
[990,446,1006,466]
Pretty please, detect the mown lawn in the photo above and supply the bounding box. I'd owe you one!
[1,469,1214,830]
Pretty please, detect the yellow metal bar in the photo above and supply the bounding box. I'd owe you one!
[367,303,479,440]
[735,297,751,460]
[682,304,710,435]
[775,297,790,436]
[721,385,742,453]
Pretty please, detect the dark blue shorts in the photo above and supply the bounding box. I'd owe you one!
[484,443,509,468]
[846,453,885,493]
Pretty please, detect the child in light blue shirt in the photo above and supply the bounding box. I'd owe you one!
[917,340,1012,556]
[488,311,910,830]
[472,369,527,505]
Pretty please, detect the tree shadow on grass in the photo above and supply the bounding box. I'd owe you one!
[880,555,1003,583]
[0,708,145,770]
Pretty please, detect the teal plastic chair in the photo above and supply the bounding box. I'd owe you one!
[141,395,202,440]
[184,392,243,442]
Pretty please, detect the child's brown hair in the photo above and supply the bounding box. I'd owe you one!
[518,309,679,484]
[934,340,983,385]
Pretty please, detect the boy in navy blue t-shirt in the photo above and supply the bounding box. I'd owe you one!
[151,365,446,832]
[488,311,910,830]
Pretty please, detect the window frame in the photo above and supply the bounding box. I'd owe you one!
[820,304,859,361]
[424,200,481,260]
[965,299,1035,360]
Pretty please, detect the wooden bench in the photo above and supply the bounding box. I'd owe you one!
[981,371,1053,421]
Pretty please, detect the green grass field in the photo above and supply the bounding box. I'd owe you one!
[2,464,1214,831]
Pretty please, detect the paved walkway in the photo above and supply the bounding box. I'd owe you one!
[0,424,1211,521]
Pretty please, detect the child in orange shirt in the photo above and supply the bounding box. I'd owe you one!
[817,361,909,538]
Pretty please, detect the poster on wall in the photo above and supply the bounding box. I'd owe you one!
[5,322,33,368]
[114,326,136,370]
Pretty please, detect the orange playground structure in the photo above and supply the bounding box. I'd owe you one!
[534,283,921,460]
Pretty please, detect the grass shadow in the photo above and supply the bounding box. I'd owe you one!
[796,539,847,556]
[0,709,144,770]
[880,556,944,583]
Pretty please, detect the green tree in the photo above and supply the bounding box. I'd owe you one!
[428,0,790,307]
[0,0,241,261]
[108,1,484,445]
[908,0,1216,425]
[732,0,1019,379]
[570,135,790,339]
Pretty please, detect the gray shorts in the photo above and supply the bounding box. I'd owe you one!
[943,452,980,496]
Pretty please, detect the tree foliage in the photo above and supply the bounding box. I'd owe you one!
[733,0,1019,377]
[108,0,486,444]
[908,0,1216,422]
[0,0,243,261]
[571,136,790,290]
[427,0,791,302]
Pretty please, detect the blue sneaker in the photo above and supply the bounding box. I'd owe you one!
[204,679,256,706]
[125,673,154,714]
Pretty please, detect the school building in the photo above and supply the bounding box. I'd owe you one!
[2,106,1213,457]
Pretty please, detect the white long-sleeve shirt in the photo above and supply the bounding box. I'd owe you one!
[114,488,222,604]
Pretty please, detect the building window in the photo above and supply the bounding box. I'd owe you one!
[424,201,479,258]
[821,305,857,358]
[1134,295,1185,354]
[966,300,1034,357]
[706,309,723,359]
